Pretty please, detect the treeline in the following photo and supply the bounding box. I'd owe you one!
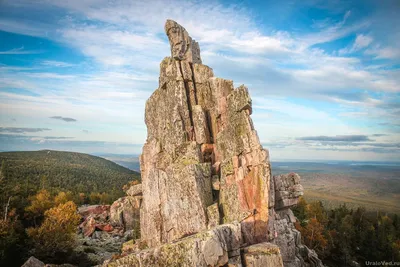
[293,197,400,266]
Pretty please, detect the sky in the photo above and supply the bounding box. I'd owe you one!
[0,0,399,161]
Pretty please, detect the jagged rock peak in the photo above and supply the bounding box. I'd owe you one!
[141,19,270,249]
[165,19,202,64]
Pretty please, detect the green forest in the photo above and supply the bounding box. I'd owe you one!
[293,197,400,266]
[0,150,140,266]
[0,150,140,211]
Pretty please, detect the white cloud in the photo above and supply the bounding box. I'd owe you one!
[339,34,373,55]
[365,46,400,59]
[0,46,43,54]
[41,60,76,67]
[353,34,373,50]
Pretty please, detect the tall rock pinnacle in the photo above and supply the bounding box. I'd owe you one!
[102,19,324,267]
[140,19,270,247]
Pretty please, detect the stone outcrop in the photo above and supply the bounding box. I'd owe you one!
[106,223,242,267]
[268,173,324,267]
[110,196,141,231]
[165,19,202,64]
[78,205,110,221]
[273,173,304,210]
[78,205,113,237]
[126,184,142,197]
[75,183,142,266]
[21,257,45,267]
[140,19,270,249]
[242,243,284,267]
[102,19,323,267]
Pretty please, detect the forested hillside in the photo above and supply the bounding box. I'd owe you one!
[0,150,140,213]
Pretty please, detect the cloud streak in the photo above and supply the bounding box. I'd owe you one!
[296,135,372,142]
[0,127,51,133]
[0,46,43,55]
[50,116,77,122]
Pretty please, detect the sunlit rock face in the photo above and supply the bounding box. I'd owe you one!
[100,19,324,267]
[140,19,271,248]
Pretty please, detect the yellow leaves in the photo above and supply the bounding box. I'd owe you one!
[25,189,53,219]
[43,201,80,231]
[54,191,73,206]
[0,219,8,237]
[305,218,328,249]
[27,201,80,258]
[26,190,75,219]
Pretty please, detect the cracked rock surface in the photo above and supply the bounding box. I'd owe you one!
[101,19,323,267]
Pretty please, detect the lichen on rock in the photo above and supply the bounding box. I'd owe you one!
[102,19,323,267]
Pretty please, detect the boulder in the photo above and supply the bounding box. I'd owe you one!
[242,242,284,267]
[273,173,304,210]
[80,215,97,237]
[78,205,110,221]
[110,196,141,231]
[126,184,142,197]
[21,257,45,267]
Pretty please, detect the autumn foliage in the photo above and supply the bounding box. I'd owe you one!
[27,200,80,260]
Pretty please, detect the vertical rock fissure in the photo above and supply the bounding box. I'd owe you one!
[179,61,195,140]
[189,63,199,105]
[157,172,164,244]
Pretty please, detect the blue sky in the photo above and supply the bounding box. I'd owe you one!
[0,0,399,161]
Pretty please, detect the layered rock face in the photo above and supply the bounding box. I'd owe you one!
[140,19,270,249]
[102,19,323,267]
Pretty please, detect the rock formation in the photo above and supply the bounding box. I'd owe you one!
[21,257,45,267]
[21,256,75,267]
[75,184,143,265]
[102,19,323,267]
[269,173,324,267]
[140,18,270,249]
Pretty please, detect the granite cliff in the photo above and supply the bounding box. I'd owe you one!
[102,20,323,267]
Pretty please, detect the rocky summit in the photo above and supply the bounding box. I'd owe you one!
[102,20,323,267]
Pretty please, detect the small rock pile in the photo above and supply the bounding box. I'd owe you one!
[74,184,142,265]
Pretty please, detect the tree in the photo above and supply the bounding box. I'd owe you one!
[293,196,308,225]
[300,217,328,252]
[0,208,24,266]
[27,201,80,262]
[307,201,328,225]
[54,191,73,206]
[25,189,53,226]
